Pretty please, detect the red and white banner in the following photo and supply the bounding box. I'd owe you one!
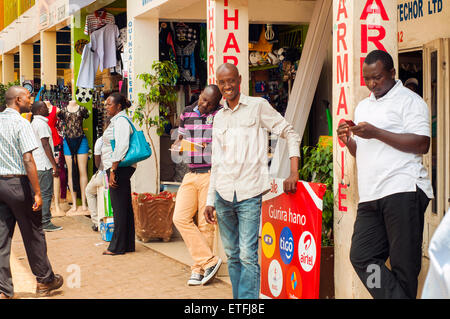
[260,179,326,299]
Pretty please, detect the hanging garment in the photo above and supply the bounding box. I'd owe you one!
[91,23,120,72]
[84,10,115,35]
[77,42,99,89]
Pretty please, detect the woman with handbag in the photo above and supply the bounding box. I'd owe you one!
[102,93,137,255]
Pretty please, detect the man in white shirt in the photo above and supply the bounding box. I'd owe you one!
[204,63,301,299]
[337,50,433,299]
[85,119,111,232]
[31,101,62,232]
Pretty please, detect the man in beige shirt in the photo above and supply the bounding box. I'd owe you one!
[204,63,301,299]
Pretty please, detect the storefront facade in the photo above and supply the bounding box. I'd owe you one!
[1,0,448,299]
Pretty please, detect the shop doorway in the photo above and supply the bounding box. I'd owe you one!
[407,39,450,256]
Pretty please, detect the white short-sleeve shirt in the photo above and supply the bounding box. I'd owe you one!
[354,80,434,203]
[31,115,54,171]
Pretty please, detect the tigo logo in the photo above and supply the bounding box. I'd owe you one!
[279,227,294,265]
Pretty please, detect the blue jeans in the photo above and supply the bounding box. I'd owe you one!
[215,191,262,299]
[37,169,54,226]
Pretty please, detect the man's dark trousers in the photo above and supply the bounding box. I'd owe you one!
[0,176,55,297]
[350,188,430,299]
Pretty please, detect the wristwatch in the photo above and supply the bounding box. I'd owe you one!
[110,169,116,173]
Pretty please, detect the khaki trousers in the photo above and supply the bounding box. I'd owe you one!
[173,172,218,274]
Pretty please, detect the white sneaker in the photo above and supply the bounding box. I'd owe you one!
[187,272,204,286]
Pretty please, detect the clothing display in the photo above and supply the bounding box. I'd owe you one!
[77,42,99,89]
[58,105,90,139]
[174,23,199,83]
[77,11,120,89]
[84,9,115,35]
[91,23,120,72]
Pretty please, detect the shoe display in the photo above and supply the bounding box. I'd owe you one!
[43,223,63,232]
[36,274,64,295]
[187,272,204,286]
[201,258,222,285]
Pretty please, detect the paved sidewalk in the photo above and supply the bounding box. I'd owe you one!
[9,215,232,299]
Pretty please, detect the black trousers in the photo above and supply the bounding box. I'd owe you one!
[107,167,136,254]
[350,188,430,299]
[0,176,55,297]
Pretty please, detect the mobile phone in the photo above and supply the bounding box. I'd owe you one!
[345,120,356,127]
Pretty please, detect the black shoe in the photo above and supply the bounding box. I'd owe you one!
[201,258,222,285]
[92,224,98,232]
[43,223,63,232]
[187,272,204,286]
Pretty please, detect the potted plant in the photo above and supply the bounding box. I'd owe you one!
[131,60,179,242]
[299,137,334,298]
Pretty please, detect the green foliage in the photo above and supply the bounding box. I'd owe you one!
[299,143,334,246]
[0,80,21,111]
[133,60,179,136]
[132,60,179,194]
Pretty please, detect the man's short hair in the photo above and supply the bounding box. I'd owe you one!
[364,50,394,72]
[203,84,222,106]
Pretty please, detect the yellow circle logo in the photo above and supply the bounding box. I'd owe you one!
[262,222,276,259]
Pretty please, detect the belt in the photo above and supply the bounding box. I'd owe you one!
[0,174,25,179]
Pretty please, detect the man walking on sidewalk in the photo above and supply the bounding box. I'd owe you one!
[172,85,223,286]
[0,86,63,299]
[204,63,301,299]
[337,50,433,299]
[31,101,63,232]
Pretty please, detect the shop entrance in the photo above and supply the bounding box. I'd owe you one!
[401,39,450,256]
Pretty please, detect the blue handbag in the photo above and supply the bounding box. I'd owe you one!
[111,116,152,167]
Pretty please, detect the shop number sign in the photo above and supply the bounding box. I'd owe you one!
[260,179,326,299]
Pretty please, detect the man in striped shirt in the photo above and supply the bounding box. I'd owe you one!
[0,86,63,299]
[172,85,223,286]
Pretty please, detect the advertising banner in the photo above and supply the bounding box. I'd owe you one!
[260,179,326,299]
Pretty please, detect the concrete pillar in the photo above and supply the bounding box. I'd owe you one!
[207,0,249,95]
[128,16,160,194]
[2,54,15,84]
[19,44,34,82]
[332,0,397,298]
[40,31,57,85]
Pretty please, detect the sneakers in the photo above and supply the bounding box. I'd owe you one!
[36,274,64,295]
[187,272,204,286]
[43,223,63,232]
[201,258,222,285]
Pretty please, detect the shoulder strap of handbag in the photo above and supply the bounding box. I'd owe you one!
[114,115,137,134]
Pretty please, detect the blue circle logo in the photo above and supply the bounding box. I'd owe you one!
[279,227,294,265]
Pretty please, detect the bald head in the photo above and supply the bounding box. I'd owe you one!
[5,86,32,113]
[5,86,29,106]
[217,63,240,78]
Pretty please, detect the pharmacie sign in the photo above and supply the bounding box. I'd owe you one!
[260,179,325,299]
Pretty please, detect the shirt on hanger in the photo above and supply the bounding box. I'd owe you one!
[77,42,99,89]
[84,10,115,35]
[91,23,120,72]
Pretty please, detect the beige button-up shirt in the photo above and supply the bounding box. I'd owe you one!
[206,94,301,206]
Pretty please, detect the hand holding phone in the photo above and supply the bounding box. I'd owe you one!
[345,120,356,127]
